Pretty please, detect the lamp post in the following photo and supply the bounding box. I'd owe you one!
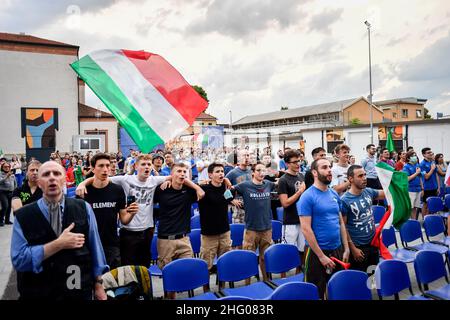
[365,20,374,144]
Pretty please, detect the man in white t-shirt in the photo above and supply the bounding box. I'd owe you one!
[331,144,351,196]
[77,154,204,267]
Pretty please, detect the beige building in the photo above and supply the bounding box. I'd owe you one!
[376,97,427,122]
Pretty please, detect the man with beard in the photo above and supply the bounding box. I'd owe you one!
[341,165,385,272]
[297,158,350,299]
[12,160,43,211]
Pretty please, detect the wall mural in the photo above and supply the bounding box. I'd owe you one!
[21,108,58,149]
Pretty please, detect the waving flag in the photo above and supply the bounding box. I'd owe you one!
[371,161,411,259]
[386,128,395,153]
[71,49,208,153]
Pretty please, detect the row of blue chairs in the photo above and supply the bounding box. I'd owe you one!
[160,248,450,300]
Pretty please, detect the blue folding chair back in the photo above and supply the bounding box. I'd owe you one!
[189,228,201,257]
[423,215,450,246]
[230,223,245,247]
[269,282,319,300]
[264,243,304,285]
[162,258,217,299]
[427,197,444,214]
[445,194,450,209]
[271,220,282,243]
[372,205,386,224]
[382,227,416,263]
[190,215,201,230]
[228,209,233,224]
[375,259,427,300]
[217,250,274,299]
[414,250,450,300]
[327,270,372,300]
[148,234,162,277]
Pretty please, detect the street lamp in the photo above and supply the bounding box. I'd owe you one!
[365,20,374,144]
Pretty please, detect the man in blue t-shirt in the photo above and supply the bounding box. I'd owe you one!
[297,158,349,299]
[403,151,423,219]
[341,165,385,273]
[234,162,275,281]
[420,147,440,216]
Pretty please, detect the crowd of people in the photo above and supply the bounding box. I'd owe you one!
[5,142,449,300]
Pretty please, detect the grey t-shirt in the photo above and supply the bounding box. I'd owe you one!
[234,180,275,231]
[225,167,252,185]
[277,172,304,225]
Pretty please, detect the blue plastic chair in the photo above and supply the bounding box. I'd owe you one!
[218,296,253,300]
[217,250,274,299]
[228,209,233,224]
[445,194,450,214]
[190,215,201,230]
[276,207,283,222]
[375,260,429,300]
[264,243,304,286]
[399,219,448,255]
[189,228,201,258]
[148,234,162,277]
[428,196,449,218]
[269,282,319,300]
[162,258,217,300]
[372,205,386,225]
[423,215,450,246]
[230,223,245,248]
[381,226,416,263]
[271,220,282,243]
[327,270,372,300]
[414,250,450,300]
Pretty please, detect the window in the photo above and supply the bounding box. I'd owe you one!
[208,123,212,125]
[401,109,408,118]
[416,109,422,118]
[80,138,100,150]
[392,112,397,119]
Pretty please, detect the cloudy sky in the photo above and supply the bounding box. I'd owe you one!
[2,0,450,123]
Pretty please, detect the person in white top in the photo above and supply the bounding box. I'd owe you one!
[77,153,205,267]
[330,144,351,196]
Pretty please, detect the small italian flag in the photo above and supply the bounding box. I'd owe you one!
[371,161,411,259]
[71,49,208,153]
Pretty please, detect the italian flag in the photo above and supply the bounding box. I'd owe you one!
[371,161,412,259]
[445,167,450,187]
[71,49,208,153]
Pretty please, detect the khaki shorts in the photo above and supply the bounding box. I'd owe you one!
[409,192,421,209]
[243,229,273,280]
[200,231,232,270]
[157,236,193,269]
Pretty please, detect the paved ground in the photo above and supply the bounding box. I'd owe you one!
[0,216,447,300]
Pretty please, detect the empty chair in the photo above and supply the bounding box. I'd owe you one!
[427,196,444,214]
[276,207,283,222]
[399,219,448,255]
[230,223,245,248]
[189,228,201,258]
[269,282,319,300]
[271,220,282,243]
[381,226,416,263]
[327,270,371,300]
[414,250,450,300]
[217,250,274,299]
[372,205,386,225]
[423,215,450,246]
[191,215,201,230]
[264,243,304,286]
[148,234,162,277]
[162,258,218,300]
[445,194,450,216]
[375,259,429,300]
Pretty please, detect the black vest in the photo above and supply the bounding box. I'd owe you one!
[15,198,93,300]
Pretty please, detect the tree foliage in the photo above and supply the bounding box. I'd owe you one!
[192,85,209,102]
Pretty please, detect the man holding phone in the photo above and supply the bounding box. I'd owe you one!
[77,153,137,269]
